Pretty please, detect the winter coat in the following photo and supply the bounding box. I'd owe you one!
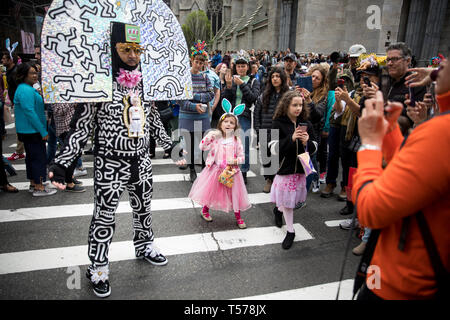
[271,115,317,175]
[221,75,260,120]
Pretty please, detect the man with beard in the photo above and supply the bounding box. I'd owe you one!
[49,22,172,298]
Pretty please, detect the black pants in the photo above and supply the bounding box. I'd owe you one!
[0,138,9,186]
[187,131,205,169]
[318,134,328,174]
[59,132,80,184]
[357,284,384,301]
[19,133,47,184]
[340,127,357,211]
[88,154,154,267]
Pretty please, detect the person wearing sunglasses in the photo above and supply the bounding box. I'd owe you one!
[379,43,426,129]
[49,22,172,298]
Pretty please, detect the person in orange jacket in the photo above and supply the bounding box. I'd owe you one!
[352,58,450,300]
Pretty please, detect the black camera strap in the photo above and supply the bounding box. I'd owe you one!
[335,179,374,300]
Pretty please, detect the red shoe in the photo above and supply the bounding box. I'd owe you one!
[7,153,25,161]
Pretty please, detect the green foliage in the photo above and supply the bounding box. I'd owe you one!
[181,10,212,49]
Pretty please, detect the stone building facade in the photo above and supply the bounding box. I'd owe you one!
[168,0,449,65]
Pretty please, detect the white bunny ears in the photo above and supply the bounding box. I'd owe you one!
[5,38,18,59]
[220,98,245,121]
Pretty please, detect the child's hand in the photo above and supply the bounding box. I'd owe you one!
[299,132,309,146]
[175,158,187,167]
[292,126,303,142]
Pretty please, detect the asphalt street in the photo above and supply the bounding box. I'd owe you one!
[0,121,362,300]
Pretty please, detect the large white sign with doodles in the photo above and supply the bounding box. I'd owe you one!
[41,0,193,103]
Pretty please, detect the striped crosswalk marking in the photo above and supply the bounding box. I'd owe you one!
[234,279,354,300]
[0,224,313,275]
[11,171,257,190]
[0,192,270,223]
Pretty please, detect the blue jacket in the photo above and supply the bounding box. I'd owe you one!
[13,83,47,137]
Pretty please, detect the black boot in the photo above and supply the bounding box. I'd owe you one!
[242,171,247,184]
[273,207,283,228]
[282,231,295,250]
[189,167,197,183]
[339,201,354,215]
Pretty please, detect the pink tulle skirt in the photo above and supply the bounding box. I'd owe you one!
[188,164,251,213]
[270,174,307,209]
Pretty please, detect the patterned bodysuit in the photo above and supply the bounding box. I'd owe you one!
[54,80,172,267]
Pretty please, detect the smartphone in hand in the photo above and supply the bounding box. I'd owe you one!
[296,76,313,93]
[337,78,345,89]
[363,76,371,87]
[297,122,308,132]
[409,86,416,107]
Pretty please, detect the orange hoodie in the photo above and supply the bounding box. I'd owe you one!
[352,90,450,299]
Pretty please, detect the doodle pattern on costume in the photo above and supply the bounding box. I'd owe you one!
[55,80,172,167]
[80,35,110,76]
[88,154,155,266]
[42,0,193,104]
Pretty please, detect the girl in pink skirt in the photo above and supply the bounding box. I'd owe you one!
[188,99,250,229]
[270,90,317,249]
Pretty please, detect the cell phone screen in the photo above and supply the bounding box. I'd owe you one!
[296,76,313,93]
[409,86,415,107]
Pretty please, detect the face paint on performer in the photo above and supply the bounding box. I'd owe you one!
[111,23,144,72]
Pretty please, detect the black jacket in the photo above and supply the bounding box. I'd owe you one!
[271,115,317,175]
[6,65,18,103]
[380,70,426,123]
[221,75,260,120]
[254,91,282,131]
[307,96,327,140]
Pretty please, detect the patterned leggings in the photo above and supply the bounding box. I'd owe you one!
[88,155,154,267]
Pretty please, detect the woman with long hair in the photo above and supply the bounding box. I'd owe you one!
[254,66,290,193]
[299,64,329,193]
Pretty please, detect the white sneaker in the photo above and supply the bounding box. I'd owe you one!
[33,186,57,197]
[339,218,360,230]
[311,180,320,193]
[74,167,87,177]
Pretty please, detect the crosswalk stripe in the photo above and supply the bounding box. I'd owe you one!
[0,192,270,223]
[10,171,257,191]
[2,158,176,169]
[0,223,313,275]
[234,279,354,300]
[325,219,351,227]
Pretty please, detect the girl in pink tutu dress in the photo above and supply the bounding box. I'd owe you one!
[270,90,317,249]
[188,99,250,229]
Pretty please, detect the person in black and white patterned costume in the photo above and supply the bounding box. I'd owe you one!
[49,22,172,298]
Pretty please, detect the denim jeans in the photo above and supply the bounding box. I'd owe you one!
[238,116,251,173]
[362,227,371,243]
[306,153,319,191]
[326,126,341,186]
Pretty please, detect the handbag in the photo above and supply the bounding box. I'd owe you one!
[218,165,237,188]
[297,145,316,177]
[3,103,13,125]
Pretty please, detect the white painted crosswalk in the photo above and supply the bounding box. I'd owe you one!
[0,224,313,275]
[1,144,355,300]
[0,192,269,223]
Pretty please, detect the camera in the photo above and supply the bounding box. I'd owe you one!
[330,51,349,64]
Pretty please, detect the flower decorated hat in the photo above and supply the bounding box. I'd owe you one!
[191,40,208,59]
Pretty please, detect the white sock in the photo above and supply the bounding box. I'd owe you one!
[282,207,294,233]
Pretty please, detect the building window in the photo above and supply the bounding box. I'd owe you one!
[207,0,223,35]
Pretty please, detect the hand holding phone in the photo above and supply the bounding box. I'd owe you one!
[363,76,371,87]
[337,78,345,89]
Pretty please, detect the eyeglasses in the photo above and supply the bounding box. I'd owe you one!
[116,43,146,55]
[386,56,404,63]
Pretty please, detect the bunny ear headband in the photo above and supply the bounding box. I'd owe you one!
[220,98,245,122]
[5,38,19,59]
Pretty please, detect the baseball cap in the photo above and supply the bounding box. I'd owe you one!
[283,53,297,62]
[348,44,366,58]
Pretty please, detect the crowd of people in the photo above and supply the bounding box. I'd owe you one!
[1,38,448,300]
